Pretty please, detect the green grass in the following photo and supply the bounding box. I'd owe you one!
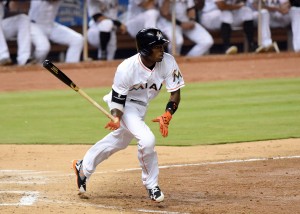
[0,78,299,145]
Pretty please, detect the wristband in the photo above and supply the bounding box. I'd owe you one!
[166,101,178,114]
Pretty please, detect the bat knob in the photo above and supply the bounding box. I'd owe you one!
[43,59,51,68]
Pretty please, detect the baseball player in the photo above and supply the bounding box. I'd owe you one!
[215,0,257,54]
[87,0,127,60]
[158,0,213,56]
[250,0,290,53]
[289,0,300,52]
[0,1,12,66]
[72,28,185,202]
[126,0,160,38]
[7,0,51,63]
[1,1,32,65]
[28,0,84,63]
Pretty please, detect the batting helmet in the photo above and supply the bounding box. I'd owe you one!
[136,28,169,57]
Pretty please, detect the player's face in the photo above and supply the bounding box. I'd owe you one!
[149,44,165,62]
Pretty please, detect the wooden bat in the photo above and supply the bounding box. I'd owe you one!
[42,60,117,123]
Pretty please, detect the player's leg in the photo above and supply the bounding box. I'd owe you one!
[157,18,183,55]
[200,9,222,31]
[289,6,300,52]
[30,22,51,63]
[126,13,148,38]
[235,6,256,52]
[220,10,235,53]
[0,19,11,65]
[49,23,84,63]
[106,31,117,60]
[143,9,159,28]
[97,19,114,60]
[183,23,213,56]
[3,14,31,65]
[82,126,134,179]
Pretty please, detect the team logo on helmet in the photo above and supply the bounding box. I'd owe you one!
[156,31,163,40]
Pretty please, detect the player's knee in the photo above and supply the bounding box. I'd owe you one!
[98,19,114,32]
[70,33,84,48]
[139,133,156,153]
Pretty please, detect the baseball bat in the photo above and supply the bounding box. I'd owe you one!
[42,60,117,123]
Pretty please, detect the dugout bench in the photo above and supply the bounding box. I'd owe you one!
[7,26,292,63]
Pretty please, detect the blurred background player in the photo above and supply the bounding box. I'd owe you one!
[8,0,51,63]
[288,0,300,52]
[0,1,12,66]
[126,0,160,38]
[29,0,84,63]
[158,0,213,56]
[198,0,222,32]
[215,0,257,54]
[1,0,32,65]
[250,0,290,53]
[87,0,127,60]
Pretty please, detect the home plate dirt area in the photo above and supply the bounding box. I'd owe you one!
[0,52,300,213]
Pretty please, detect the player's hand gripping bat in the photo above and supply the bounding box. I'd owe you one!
[42,60,118,123]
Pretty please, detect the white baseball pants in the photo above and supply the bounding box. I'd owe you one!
[82,101,159,189]
[290,7,300,52]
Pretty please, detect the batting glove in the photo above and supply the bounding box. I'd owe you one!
[152,111,172,137]
[105,117,120,130]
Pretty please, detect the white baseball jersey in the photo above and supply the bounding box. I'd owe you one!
[110,52,185,108]
[29,0,61,27]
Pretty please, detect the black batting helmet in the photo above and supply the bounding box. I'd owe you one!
[136,28,169,57]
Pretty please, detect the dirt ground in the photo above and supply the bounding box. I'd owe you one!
[0,52,300,214]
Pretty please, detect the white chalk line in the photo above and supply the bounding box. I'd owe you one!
[38,198,188,214]
[0,191,39,206]
[0,155,299,213]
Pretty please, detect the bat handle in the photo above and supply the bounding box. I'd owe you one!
[78,89,118,123]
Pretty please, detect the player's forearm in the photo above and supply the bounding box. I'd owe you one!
[166,90,181,114]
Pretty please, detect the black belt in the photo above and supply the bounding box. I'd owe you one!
[129,99,147,107]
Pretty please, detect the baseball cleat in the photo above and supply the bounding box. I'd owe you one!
[72,159,87,193]
[225,46,238,55]
[148,186,164,202]
[0,58,12,66]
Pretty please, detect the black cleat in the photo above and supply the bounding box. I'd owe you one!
[148,186,164,202]
[72,159,87,193]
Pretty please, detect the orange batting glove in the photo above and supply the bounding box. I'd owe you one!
[105,117,120,130]
[152,111,172,137]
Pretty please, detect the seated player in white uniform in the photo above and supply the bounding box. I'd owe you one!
[288,0,300,52]
[87,0,126,60]
[72,28,185,202]
[158,0,213,56]
[249,0,290,53]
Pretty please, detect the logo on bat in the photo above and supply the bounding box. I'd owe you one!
[70,83,79,91]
